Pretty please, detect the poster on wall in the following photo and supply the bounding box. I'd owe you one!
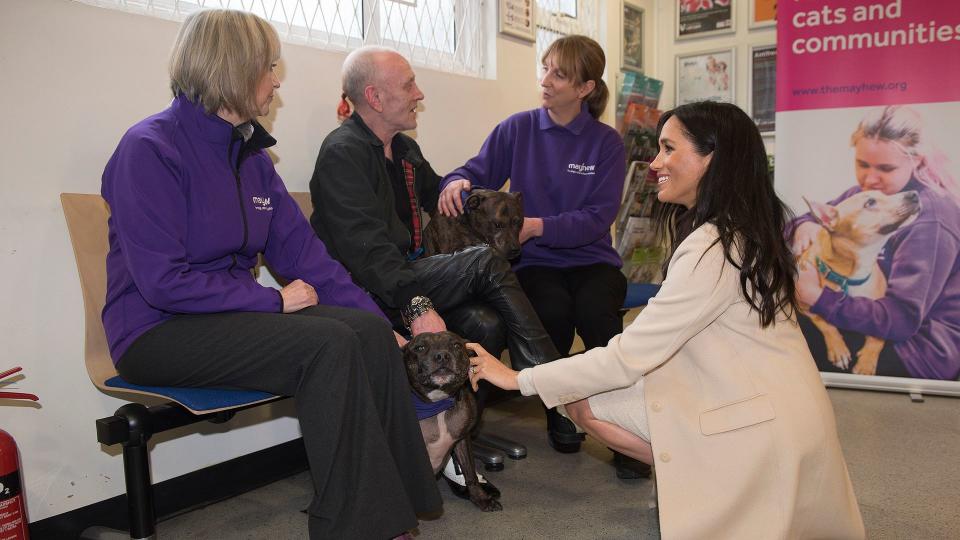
[676,48,734,105]
[622,3,644,73]
[749,0,776,28]
[776,0,960,395]
[677,0,735,40]
[499,0,536,42]
[750,45,776,133]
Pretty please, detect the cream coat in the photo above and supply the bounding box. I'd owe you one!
[520,224,865,539]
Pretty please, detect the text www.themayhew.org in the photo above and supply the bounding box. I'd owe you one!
[792,81,908,96]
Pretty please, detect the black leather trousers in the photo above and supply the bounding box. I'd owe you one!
[406,245,560,371]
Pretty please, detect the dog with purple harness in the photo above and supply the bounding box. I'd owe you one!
[403,331,503,512]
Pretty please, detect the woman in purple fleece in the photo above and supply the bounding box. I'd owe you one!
[101,9,439,538]
[438,36,649,477]
[790,105,960,380]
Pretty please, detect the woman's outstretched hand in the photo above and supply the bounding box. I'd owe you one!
[466,342,520,392]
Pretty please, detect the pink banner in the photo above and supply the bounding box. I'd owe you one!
[777,0,960,111]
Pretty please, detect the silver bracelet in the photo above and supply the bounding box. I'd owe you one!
[402,295,434,329]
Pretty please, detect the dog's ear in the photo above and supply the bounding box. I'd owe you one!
[804,197,839,231]
[465,192,484,211]
[512,191,523,208]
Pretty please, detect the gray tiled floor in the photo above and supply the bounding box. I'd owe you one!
[158,388,960,539]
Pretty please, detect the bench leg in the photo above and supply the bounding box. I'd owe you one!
[123,438,156,539]
[112,403,156,540]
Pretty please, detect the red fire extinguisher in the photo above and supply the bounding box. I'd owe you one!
[1,366,39,540]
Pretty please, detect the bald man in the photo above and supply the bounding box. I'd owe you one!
[308,47,580,497]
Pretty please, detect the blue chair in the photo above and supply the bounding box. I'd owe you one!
[623,282,661,310]
[62,194,285,539]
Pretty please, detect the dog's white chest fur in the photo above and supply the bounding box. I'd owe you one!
[426,389,450,400]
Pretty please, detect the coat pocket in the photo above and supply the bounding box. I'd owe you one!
[699,394,775,436]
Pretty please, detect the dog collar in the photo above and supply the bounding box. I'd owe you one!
[815,256,870,294]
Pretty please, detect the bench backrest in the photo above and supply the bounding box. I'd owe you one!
[60,192,314,411]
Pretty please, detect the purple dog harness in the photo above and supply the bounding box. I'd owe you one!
[412,391,455,420]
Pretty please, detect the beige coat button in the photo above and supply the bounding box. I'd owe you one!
[659,452,671,463]
[651,401,663,412]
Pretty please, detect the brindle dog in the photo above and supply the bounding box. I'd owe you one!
[423,189,523,260]
[403,331,502,512]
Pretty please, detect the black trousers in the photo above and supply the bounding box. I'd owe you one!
[388,246,560,371]
[516,264,628,355]
[798,314,912,377]
[117,305,442,539]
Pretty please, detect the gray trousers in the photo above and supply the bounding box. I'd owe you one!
[117,304,442,539]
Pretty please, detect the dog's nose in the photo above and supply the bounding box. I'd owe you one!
[434,352,449,362]
[904,191,919,203]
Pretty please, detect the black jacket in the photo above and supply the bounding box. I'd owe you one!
[309,113,441,312]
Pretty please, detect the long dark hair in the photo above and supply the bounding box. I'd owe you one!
[654,101,798,327]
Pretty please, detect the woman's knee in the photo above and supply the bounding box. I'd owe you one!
[564,399,594,426]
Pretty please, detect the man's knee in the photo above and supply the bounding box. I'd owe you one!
[459,245,511,277]
[445,304,506,354]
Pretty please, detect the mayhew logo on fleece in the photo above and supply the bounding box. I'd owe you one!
[252,195,273,211]
[567,162,596,175]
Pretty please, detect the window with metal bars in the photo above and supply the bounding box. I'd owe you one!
[73,0,484,77]
[534,0,599,69]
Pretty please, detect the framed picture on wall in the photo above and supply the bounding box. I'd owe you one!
[749,44,776,133]
[749,0,776,29]
[622,3,644,73]
[676,0,735,40]
[675,48,735,105]
[499,0,536,42]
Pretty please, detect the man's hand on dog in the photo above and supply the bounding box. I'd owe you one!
[466,342,520,392]
[438,178,472,216]
[280,279,318,313]
[410,309,447,335]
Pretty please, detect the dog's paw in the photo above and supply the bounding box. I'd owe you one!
[825,340,852,370]
[852,350,879,376]
[851,362,877,376]
[467,485,503,512]
[472,495,503,512]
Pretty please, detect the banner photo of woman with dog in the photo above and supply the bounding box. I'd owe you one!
[776,0,960,390]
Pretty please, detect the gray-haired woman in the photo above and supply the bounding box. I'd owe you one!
[101,9,440,538]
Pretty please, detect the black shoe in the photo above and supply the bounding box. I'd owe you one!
[612,450,651,479]
[442,456,502,499]
[546,407,585,454]
[443,474,501,500]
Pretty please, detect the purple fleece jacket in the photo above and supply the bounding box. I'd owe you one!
[788,178,960,380]
[101,95,385,363]
[442,104,625,271]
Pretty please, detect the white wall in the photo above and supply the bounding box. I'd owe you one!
[648,0,777,152]
[0,0,628,522]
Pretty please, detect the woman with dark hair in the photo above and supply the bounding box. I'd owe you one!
[466,102,865,538]
[437,35,632,469]
[101,9,440,539]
